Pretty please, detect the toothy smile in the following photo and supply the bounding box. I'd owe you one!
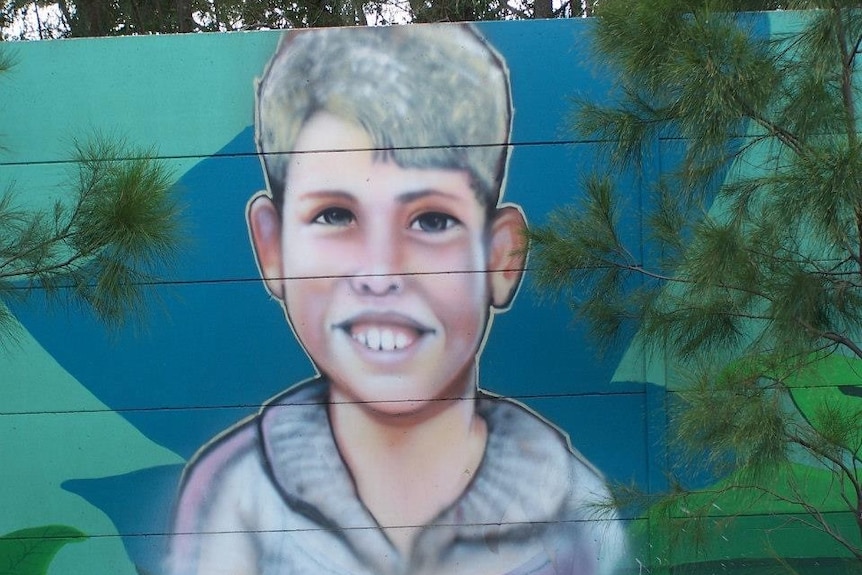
[335,316,433,352]
[352,326,412,351]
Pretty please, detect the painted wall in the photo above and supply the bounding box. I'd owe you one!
[0,14,856,575]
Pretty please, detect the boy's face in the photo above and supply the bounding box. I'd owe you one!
[248,112,526,416]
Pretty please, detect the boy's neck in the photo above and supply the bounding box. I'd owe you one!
[328,382,488,558]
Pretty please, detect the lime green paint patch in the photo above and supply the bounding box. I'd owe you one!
[635,462,858,567]
[790,386,862,454]
[784,354,862,390]
[663,512,857,565]
[673,464,851,517]
[0,526,86,575]
[783,354,862,453]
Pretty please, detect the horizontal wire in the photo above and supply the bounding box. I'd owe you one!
[0,520,627,542]
[10,380,850,417]
[4,267,535,291]
[4,507,854,541]
[0,136,666,169]
[1,389,644,417]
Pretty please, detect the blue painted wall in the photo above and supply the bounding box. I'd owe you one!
[0,15,856,575]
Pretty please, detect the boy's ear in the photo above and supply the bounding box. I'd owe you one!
[247,192,285,301]
[488,205,528,310]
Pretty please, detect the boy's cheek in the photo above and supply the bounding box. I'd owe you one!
[282,229,487,281]
[283,236,355,273]
[409,237,487,272]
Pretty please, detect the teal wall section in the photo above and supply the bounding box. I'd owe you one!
[0,14,857,575]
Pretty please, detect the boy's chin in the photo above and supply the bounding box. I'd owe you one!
[344,399,465,425]
[327,380,472,421]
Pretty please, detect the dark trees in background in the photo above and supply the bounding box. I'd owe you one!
[1,0,591,38]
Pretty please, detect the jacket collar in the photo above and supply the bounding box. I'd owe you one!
[257,378,573,570]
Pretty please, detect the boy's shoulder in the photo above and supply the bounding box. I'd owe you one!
[170,407,265,546]
[171,379,331,530]
[175,411,261,497]
[473,394,628,573]
[477,391,607,480]
[474,391,612,515]
[178,378,329,488]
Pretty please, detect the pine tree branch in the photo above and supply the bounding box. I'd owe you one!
[0,245,88,283]
[56,0,73,32]
[788,429,861,507]
[849,33,862,69]
[738,99,807,157]
[791,428,862,549]
[578,259,681,284]
[805,324,862,360]
[0,221,76,278]
[666,478,860,559]
[0,177,94,280]
[784,478,862,561]
[833,4,858,148]
[835,9,862,294]
[0,133,179,331]
[829,253,862,273]
[503,1,531,19]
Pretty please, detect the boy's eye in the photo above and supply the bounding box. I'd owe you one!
[410,212,460,233]
[312,207,355,227]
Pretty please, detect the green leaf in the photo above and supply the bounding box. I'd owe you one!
[0,525,87,575]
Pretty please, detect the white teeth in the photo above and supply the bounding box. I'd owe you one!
[367,328,381,349]
[380,329,395,351]
[351,327,411,351]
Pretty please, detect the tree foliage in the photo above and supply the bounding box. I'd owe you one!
[0,55,182,338]
[529,0,862,567]
[0,134,182,338]
[0,0,592,39]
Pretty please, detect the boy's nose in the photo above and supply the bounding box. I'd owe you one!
[349,229,405,296]
[351,271,403,296]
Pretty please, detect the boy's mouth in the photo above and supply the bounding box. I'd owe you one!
[334,316,433,352]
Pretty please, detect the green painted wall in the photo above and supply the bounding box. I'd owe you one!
[0,13,857,575]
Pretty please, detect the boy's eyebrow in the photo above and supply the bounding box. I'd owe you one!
[397,189,463,204]
[294,189,465,204]
[295,190,355,202]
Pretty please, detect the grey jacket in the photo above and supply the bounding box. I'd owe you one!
[168,379,629,575]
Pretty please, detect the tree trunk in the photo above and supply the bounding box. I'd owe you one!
[74,0,110,36]
[533,0,552,19]
[176,0,194,31]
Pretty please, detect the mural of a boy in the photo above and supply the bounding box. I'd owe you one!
[168,24,628,575]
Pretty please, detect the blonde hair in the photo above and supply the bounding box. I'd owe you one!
[255,24,512,213]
